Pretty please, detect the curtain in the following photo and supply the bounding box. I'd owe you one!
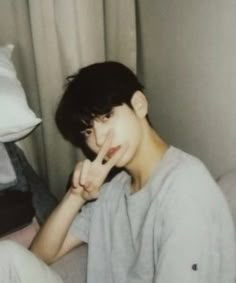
[0,0,137,199]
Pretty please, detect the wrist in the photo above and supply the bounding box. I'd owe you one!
[64,189,86,209]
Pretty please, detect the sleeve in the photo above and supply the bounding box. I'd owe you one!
[154,166,215,283]
[68,200,95,243]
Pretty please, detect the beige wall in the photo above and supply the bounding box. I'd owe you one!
[137,0,236,178]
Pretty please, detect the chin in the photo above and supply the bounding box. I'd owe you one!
[115,152,133,168]
[115,162,124,168]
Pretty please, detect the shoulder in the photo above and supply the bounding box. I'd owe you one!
[169,146,208,172]
[152,146,217,200]
[168,147,217,191]
[158,147,224,214]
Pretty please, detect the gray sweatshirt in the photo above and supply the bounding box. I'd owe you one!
[69,146,236,283]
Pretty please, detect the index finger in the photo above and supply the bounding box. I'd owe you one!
[95,130,113,163]
[72,162,82,187]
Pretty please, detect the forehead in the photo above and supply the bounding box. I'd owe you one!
[80,104,132,128]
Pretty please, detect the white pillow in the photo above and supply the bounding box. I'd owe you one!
[0,44,41,142]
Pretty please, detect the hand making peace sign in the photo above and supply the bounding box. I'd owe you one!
[70,131,128,201]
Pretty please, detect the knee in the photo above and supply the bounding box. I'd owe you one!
[0,240,25,259]
[0,239,22,250]
[0,240,32,280]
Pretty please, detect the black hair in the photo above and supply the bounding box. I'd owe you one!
[55,61,144,150]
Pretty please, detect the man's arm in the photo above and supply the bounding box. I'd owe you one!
[30,131,127,264]
[30,189,86,264]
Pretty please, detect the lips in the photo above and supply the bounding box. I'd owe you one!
[106,146,121,159]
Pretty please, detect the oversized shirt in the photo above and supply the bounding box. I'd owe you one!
[69,146,236,283]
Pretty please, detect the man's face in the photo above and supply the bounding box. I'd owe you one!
[81,104,143,168]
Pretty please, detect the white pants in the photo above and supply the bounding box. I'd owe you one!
[0,240,63,283]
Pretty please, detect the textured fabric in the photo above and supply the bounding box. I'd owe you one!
[69,146,236,283]
[5,142,58,224]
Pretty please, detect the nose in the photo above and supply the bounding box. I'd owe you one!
[93,121,108,147]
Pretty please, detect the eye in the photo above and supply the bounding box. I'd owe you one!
[81,128,93,138]
[100,110,114,122]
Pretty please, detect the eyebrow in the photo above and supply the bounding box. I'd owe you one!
[79,107,114,131]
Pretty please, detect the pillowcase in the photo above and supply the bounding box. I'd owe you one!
[0,44,41,142]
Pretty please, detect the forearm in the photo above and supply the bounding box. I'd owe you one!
[30,190,85,263]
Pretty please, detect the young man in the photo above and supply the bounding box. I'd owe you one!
[0,61,235,283]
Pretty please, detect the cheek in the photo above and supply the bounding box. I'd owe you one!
[117,115,141,143]
[116,114,137,138]
[116,118,142,157]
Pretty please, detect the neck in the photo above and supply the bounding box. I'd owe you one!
[125,126,169,193]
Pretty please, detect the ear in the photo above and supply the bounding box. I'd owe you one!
[130,91,148,118]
